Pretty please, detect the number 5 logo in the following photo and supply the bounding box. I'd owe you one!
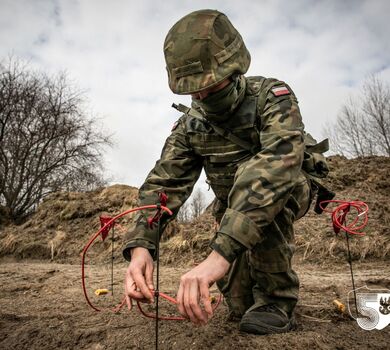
[348,286,390,330]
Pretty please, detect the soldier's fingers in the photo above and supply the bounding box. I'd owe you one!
[145,263,154,291]
[132,270,153,303]
[184,280,199,325]
[176,282,186,318]
[189,281,207,325]
[124,277,133,311]
[125,294,132,311]
[130,289,151,301]
[200,281,213,319]
[125,276,144,301]
[124,274,135,296]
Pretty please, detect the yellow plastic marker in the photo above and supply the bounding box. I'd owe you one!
[95,288,110,296]
[333,299,346,313]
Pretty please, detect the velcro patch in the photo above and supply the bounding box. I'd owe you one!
[271,86,290,97]
[171,120,179,131]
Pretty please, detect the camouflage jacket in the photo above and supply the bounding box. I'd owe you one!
[123,76,305,263]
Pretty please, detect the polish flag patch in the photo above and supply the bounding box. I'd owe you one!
[171,120,179,131]
[271,86,290,96]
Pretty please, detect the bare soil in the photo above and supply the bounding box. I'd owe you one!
[0,155,389,349]
[0,259,389,350]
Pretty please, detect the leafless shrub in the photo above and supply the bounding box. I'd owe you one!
[176,189,207,223]
[191,188,206,219]
[325,75,390,157]
[0,57,112,222]
[176,200,192,223]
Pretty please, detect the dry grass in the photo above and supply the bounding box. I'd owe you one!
[0,156,389,265]
[48,230,67,261]
[161,213,215,266]
[161,157,390,264]
[0,232,17,255]
[295,228,390,262]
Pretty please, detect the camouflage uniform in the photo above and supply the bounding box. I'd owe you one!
[123,9,311,318]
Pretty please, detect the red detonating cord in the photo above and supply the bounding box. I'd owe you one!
[81,204,222,321]
[81,205,173,313]
[319,199,369,317]
[319,200,369,236]
[136,290,222,321]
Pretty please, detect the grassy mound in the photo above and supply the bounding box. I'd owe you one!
[0,156,388,265]
[161,156,390,265]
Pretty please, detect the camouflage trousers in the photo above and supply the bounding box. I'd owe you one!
[216,174,311,318]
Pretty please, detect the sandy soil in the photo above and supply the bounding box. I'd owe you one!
[1,259,389,350]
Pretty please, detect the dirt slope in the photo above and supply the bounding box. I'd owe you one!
[0,155,389,349]
[1,156,389,264]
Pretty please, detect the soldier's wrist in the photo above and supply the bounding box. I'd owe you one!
[122,239,156,261]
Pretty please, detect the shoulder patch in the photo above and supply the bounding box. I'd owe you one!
[271,86,290,97]
[171,120,179,131]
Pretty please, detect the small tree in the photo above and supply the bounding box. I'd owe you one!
[325,76,390,157]
[362,76,390,156]
[176,189,207,223]
[0,57,112,221]
[176,200,191,223]
[191,188,206,219]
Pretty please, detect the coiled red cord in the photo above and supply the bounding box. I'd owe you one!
[319,200,369,236]
[136,290,222,321]
[81,204,222,320]
[81,205,173,313]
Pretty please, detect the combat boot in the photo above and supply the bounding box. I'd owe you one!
[239,304,296,335]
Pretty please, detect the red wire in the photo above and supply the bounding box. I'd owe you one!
[81,204,223,321]
[319,200,369,236]
[136,291,223,321]
[81,205,173,313]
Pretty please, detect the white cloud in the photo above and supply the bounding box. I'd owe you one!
[0,0,388,204]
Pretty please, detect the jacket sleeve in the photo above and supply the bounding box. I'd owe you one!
[213,81,305,258]
[123,117,203,261]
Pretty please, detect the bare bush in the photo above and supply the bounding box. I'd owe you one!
[176,189,207,223]
[325,75,390,157]
[0,57,112,222]
[176,200,192,223]
[362,76,390,156]
[191,188,206,219]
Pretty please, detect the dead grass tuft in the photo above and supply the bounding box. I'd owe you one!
[0,233,18,255]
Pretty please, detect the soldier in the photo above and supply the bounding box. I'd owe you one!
[123,9,312,334]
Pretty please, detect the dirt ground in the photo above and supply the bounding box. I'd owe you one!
[1,155,389,349]
[1,259,389,350]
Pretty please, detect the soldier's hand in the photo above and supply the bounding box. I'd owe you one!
[176,250,230,325]
[124,247,154,310]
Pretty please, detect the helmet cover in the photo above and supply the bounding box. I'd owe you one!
[164,9,251,94]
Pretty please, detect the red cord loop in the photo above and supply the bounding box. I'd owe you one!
[136,290,223,321]
[81,204,173,313]
[82,197,223,321]
[319,200,369,236]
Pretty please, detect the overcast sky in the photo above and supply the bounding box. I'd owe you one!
[1,0,389,205]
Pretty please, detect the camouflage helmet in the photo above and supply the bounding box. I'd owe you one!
[164,9,251,95]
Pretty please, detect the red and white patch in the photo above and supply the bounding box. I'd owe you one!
[271,86,290,97]
[171,120,179,131]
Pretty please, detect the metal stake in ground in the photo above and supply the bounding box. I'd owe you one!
[155,205,161,350]
[111,225,115,296]
[345,231,359,316]
[319,199,369,319]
